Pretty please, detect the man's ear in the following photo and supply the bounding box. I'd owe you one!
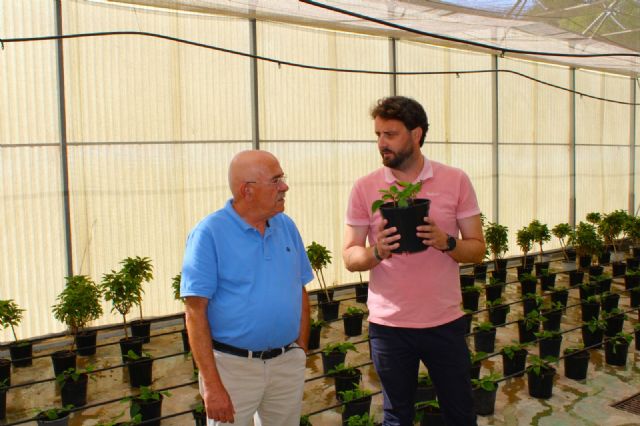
[411,127,423,146]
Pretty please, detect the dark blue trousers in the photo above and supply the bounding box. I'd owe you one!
[369,318,477,426]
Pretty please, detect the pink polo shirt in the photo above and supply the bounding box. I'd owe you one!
[346,156,481,328]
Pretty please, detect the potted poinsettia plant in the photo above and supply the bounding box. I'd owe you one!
[120,256,154,343]
[0,299,31,367]
[371,181,429,254]
[306,242,340,321]
[52,275,103,359]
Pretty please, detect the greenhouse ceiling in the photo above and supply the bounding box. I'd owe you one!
[100,0,640,76]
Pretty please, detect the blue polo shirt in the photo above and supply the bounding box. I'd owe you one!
[180,199,314,351]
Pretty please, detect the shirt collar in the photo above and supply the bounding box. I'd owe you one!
[383,154,433,184]
[224,199,272,232]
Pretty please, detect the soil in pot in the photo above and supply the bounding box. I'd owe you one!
[563,349,590,381]
[51,350,76,377]
[75,330,98,356]
[60,372,89,407]
[527,366,556,399]
[131,319,151,344]
[9,341,33,368]
[380,198,430,254]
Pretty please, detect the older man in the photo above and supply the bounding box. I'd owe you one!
[181,150,313,426]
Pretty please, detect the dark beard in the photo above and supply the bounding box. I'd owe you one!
[381,145,414,169]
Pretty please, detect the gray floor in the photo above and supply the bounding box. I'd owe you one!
[2,260,639,425]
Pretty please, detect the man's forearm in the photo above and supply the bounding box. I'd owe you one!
[343,245,380,272]
[448,238,486,264]
[185,299,223,387]
[296,288,310,352]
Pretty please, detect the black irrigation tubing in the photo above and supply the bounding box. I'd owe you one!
[305,390,384,418]
[0,31,637,106]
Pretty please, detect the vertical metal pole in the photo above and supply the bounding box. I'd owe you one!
[249,19,259,150]
[492,55,499,223]
[569,68,576,227]
[630,78,637,215]
[54,0,73,275]
[389,38,397,96]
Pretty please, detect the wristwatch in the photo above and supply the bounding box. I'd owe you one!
[442,235,457,252]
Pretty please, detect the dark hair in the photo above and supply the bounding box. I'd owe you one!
[370,96,429,147]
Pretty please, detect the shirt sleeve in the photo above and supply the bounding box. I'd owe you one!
[456,171,482,219]
[180,226,218,299]
[345,181,371,227]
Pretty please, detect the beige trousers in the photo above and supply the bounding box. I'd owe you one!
[199,344,307,426]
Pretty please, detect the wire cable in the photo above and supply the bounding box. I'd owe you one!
[1,31,637,106]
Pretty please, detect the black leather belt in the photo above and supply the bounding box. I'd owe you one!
[212,339,293,360]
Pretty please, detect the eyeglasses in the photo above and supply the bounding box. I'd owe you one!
[245,175,287,187]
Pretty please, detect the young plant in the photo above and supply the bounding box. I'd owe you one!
[484,222,509,270]
[522,310,544,330]
[327,362,357,376]
[344,306,364,317]
[171,273,182,302]
[55,365,96,388]
[475,321,494,332]
[584,317,607,332]
[470,351,487,364]
[502,342,528,359]
[471,372,501,391]
[124,386,171,420]
[528,220,551,258]
[609,331,632,352]
[35,405,73,420]
[534,329,561,340]
[52,275,103,351]
[0,299,25,342]
[338,385,373,403]
[571,221,603,264]
[310,318,326,328]
[516,227,534,262]
[552,223,574,261]
[120,256,154,319]
[371,181,423,213]
[101,271,140,338]
[322,341,358,356]
[345,413,375,426]
[526,355,557,376]
[306,241,333,301]
[299,414,312,426]
[599,210,628,253]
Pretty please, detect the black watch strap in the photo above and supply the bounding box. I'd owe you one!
[442,235,457,252]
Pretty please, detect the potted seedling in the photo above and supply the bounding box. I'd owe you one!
[518,310,543,344]
[581,317,607,349]
[534,329,563,359]
[501,342,528,378]
[516,227,534,272]
[469,351,486,380]
[415,399,442,426]
[52,275,103,362]
[35,405,73,426]
[321,342,357,375]
[101,270,144,362]
[340,385,373,424]
[552,222,574,262]
[124,385,171,426]
[56,365,95,408]
[306,242,340,320]
[344,413,375,426]
[486,297,510,326]
[526,355,557,399]
[604,331,632,366]
[484,222,509,275]
[563,345,590,380]
[124,350,154,388]
[484,277,504,303]
[120,257,154,343]
[342,306,365,337]
[471,372,501,416]
[192,400,206,426]
[0,299,31,367]
[473,321,496,354]
[461,284,481,311]
[171,273,189,352]
[371,181,429,254]
[328,363,361,400]
[602,308,626,337]
[540,301,563,331]
[308,318,325,351]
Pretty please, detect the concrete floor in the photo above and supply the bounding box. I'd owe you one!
[1,258,639,425]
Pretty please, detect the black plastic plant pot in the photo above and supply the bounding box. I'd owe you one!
[579,284,597,301]
[472,384,498,416]
[624,274,640,290]
[0,387,6,420]
[550,290,568,309]
[341,395,372,425]
[538,336,562,359]
[308,324,322,351]
[131,395,163,426]
[581,325,603,349]
[131,319,151,344]
[127,356,153,388]
[517,265,533,279]
[611,261,626,277]
[580,302,600,322]
[631,289,640,308]
[317,289,334,304]
[419,405,445,426]
[473,264,488,280]
[502,349,527,378]
[320,301,340,321]
[635,329,640,351]
[193,409,206,426]
[342,314,364,337]
[321,351,346,375]
[51,350,77,377]
[604,340,629,366]
[627,256,640,269]
[473,328,496,354]
[181,329,190,353]
[598,251,611,265]
[333,369,361,401]
[596,278,612,294]
[61,373,88,407]
[75,330,98,356]
[485,283,504,303]
[527,366,556,399]
[9,342,32,368]
[462,290,480,311]
[578,255,591,269]
[534,261,550,276]
[563,350,590,381]
[119,336,144,364]
[459,274,475,290]
[469,361,481,380]
[0,358,11,387]
[491,269,507,283]
[588,265,604,277]
[542,310,562,332]
[539,274,556,292]
[495,258,508,271]
[517,320,538,344]
[488,304,509,326]
[355,283,369,304]
[415,383,437,403]
[604,315,624,337]
[600,293,620,313]
[519,279,537,297]
[379,198,430,254]
[569,270,584,286]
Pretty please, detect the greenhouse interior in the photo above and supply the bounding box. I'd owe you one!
[1,0,639,425]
